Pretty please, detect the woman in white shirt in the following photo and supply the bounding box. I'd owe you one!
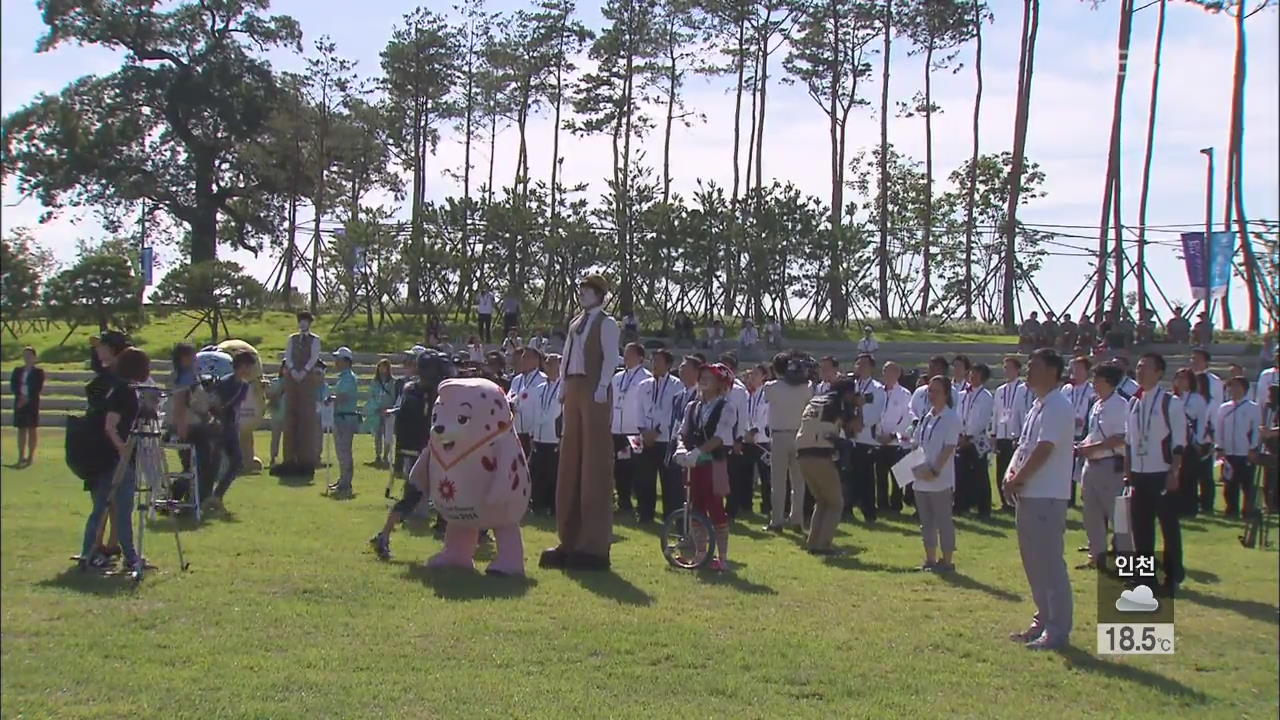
[913,376,962,572]
[1172,368,1211,517]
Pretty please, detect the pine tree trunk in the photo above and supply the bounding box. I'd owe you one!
[1228,4,1260,332]
[1134,0,1165,319]
[282,193,298,305]
[962,3,983,320]
[1094,0,1132,320]
[920,44,935,319]
[754,29,770,192]
[1002,0,1038,328]
[731,13,747,204]
[877,0,892,321]
[827,0,845,326]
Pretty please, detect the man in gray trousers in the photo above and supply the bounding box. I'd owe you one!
[1002,348,1075,650]
[1075,364,1133,569]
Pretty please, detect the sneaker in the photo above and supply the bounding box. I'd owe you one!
[1025,635,1065,651]
[915,561,937,572]
[933,562,956,573]
[707,558,728,572]
[762,523,784,533]
[369,534,391,561]
[330,485,354,499]
[1010,625,1045,643]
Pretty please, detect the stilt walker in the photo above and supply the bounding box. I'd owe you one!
[540,275,621,571]
[275,312,322,477]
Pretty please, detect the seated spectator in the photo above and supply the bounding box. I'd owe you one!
[1166,307,1191,345]
[1059,313,1078,352]
[1076,313,1098,352]
[739,320,760,354]
[673,312,696,346]
[1193,311,1213,346]
[1040,312,1060,350]
[1018,312,1042,351]
[1135,312,1155,346]
[856,325,880,356]
[622,312,640,344]
[764,317,783,349]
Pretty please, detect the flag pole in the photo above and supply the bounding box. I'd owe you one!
[1199,147,1214,334]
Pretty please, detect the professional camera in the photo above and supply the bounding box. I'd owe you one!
[780,351,816,386]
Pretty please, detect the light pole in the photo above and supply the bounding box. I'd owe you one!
[1199,147,1213,331]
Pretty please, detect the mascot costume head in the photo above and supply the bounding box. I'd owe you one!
[423,376,530,577]
[216,339,266,472]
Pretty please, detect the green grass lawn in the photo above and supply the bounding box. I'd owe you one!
[2,429,1277,719]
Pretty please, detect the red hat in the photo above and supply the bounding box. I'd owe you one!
[703,363,733,387]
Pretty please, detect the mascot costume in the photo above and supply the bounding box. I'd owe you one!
[217,339,267,472]
[414,377,530,576]
[539,275,620,571]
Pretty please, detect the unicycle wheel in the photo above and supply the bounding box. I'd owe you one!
[661,508,714,569]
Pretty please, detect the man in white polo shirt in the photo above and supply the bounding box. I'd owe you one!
[1075,364,1132,569]
[1124,352,1186,598]
[1003,348,1075,651]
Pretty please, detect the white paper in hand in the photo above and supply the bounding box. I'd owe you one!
[892,447,926,489]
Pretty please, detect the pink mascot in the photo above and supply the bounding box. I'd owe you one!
[413,377,530,576]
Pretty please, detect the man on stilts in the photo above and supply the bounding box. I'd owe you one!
[540,275,620,571]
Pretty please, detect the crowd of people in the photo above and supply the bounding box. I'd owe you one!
[33,291,1280,648]
[1016,305,1214,356]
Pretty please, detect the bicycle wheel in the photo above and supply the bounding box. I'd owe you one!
[661,508,714,569]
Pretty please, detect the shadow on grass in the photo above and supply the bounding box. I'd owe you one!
[38,568,138,597]
[1178,587,1279,625]
[1057,647,1211,704]
[934,570,1023,602]
[402,564,537,601]
[565,569,655,606]
[697,570,777,595]
[823,554,919,574]
[951,518,1010,539]
[1183,567,1220,584]
[276,474,317,488]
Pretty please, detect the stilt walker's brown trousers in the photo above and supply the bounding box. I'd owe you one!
[556,378,614,558]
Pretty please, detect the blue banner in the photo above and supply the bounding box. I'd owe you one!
[1180,232,1232,300]
[140,246,154,287]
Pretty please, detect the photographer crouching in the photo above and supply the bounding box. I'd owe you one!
[76,335,150,573]
[202,352,257,514]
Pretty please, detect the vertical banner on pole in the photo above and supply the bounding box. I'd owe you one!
[1181,231,1234,301]
[140,246,154,287]
[1206,231,1233,299]
[1180,232,1207,299]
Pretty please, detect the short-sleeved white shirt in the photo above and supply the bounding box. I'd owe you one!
[1013,389,1075,500]
[914,407,961,492]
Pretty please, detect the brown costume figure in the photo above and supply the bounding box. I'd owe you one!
[276,312,323,476]
[540,276,621,571]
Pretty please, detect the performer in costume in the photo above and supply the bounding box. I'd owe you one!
[275,312,322,476]
[540,275,621,571]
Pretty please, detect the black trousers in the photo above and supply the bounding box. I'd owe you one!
[503,312,520,335]
[529,442,559,513]
[1176,450,1203,517]
[841,444,877,522]
[1128,471,1184,586]
[745,444,772,515]
[995,438,1016,509]
[954,444,991,515]
[726,451,755,517]
[661,455,686,520]
[632,442,668,521]
[612,434,635,511]
[1195,453,1217,512]
[1222,455,1257,516]
[478,313,493,343]
[875,445,907,511]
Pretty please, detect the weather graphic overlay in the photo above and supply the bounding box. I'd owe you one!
[1097,553,1176,655]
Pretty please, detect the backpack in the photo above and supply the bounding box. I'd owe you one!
[65,376,126,485]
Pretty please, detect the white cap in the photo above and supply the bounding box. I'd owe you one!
[410,345,428,356]
[334,347,354,361]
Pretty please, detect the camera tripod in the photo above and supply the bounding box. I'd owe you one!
[95,388,192,581]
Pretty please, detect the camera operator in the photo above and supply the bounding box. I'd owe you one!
[200,352,256,513]
[77,337,149,573]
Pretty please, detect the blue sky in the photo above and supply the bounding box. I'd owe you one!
[2,0,1277,325]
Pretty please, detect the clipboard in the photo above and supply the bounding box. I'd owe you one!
[892,447,926,489]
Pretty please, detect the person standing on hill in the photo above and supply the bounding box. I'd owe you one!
[476,287,496,344]
[10,346,45,467]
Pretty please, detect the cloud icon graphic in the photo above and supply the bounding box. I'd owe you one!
[1115,584,1160,613]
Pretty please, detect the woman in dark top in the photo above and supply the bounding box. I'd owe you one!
[10,346,45,467]
[78,336,148,573]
